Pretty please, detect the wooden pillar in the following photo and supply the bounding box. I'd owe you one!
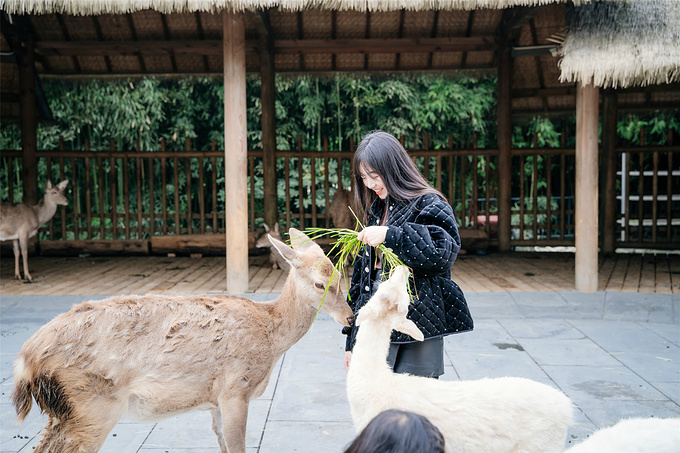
[19,34,38,205]
[575,82,599,292]
[260,28,278,229]
[601,91,617,253]
[497,34,512,252]
[223,11,248,293]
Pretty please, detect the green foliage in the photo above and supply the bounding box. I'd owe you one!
[0,74,676,242]
[617,111,680,145]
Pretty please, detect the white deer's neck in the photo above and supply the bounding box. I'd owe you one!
[350,317,394,377]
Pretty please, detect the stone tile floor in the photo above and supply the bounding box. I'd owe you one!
[1,291,678,452]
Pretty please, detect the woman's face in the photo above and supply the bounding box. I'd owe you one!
[359,163,388,199]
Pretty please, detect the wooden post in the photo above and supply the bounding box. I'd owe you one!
[496,33,512,252]
[601,91,617,253]
[260,25,278,230]
[575,82,599,292]
[223,11,248,293]
[19,34,38,205]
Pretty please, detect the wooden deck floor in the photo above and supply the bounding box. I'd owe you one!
[1,252,678,296]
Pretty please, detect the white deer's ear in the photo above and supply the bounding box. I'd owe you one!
[57,180,69,190]
[394,318,424,342]
[355,304,379,326]
[393,266,409,286]
[46,180,53,189]
[386,266,410,314]
[268,235,299,268]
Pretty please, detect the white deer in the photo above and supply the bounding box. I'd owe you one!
[347,266,574,453]
[565,417,680,453]
[0,179,69,282]
[11,228,353,453]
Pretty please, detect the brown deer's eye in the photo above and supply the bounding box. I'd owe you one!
[315,282,324,289]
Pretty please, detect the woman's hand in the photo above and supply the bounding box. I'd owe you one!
[344,351,352,372]
[357,226,388,247]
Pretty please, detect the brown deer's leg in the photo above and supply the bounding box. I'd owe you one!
[18,233,32,282]
[34,416,114,453]
[217,393,249,453]
[210,407,229,453]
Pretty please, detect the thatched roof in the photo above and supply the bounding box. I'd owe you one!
[1,0,582,15]
[559,0,680,88]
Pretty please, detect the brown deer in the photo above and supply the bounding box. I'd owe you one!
[330,188,359,230]
[255,222,291,270]
[330,188,360,267]
[0,179,69,282]
[12,228,353,453]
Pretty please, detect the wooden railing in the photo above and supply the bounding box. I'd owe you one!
[1,137,677,251]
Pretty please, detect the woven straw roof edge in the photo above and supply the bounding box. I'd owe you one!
[558,0,680,88]
[1,0,590,15]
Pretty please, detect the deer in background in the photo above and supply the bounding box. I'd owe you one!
[330,188,359,230]
[0,179,69,283]
[12,228,353,453]
[255,222,291,270]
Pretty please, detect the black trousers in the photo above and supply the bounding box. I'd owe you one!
[371,269,444,378]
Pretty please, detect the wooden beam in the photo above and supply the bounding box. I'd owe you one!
[223,11,248,294]
[601,91,618,254]
[273,37,496,54]
[19,34,38,204]
[461,10,475,68]
[501,6,539,36]
[55,14,81,74]
[91,16,113,73]
[575,81,599,292]
[260,11,278,230]
[497,30,512,252]
[37,63,497,78]
[512,87,576,98]
[160,13,178,72]
[33,37,496,56]
[511,44,556,57]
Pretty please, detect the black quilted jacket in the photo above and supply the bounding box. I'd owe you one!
[344,193,473,351]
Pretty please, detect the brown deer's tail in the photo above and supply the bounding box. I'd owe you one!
[11,355,72,423]
[11,379,33,423]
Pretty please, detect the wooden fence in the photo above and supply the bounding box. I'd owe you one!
[1,136,678,252]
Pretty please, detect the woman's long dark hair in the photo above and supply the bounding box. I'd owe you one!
[352,131,445,220]
[343,409,445,453]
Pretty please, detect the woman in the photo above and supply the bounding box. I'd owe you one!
[342,130,473,378]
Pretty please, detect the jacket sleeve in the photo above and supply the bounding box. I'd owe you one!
[383,196,461,275]
[343,255,362,351]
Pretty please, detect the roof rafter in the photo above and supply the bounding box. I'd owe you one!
[33,36,496,57]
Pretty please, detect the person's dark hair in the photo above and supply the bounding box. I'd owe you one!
[343,409,445,453]
[352,131,445,220]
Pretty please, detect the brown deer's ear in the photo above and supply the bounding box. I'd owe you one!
[288,228,317,252]
[57,180,69,190]
[46,180,53,189]
[263,223,271,233]
[268,235,299,268]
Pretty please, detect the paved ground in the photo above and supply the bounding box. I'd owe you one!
[1,290,678,452]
